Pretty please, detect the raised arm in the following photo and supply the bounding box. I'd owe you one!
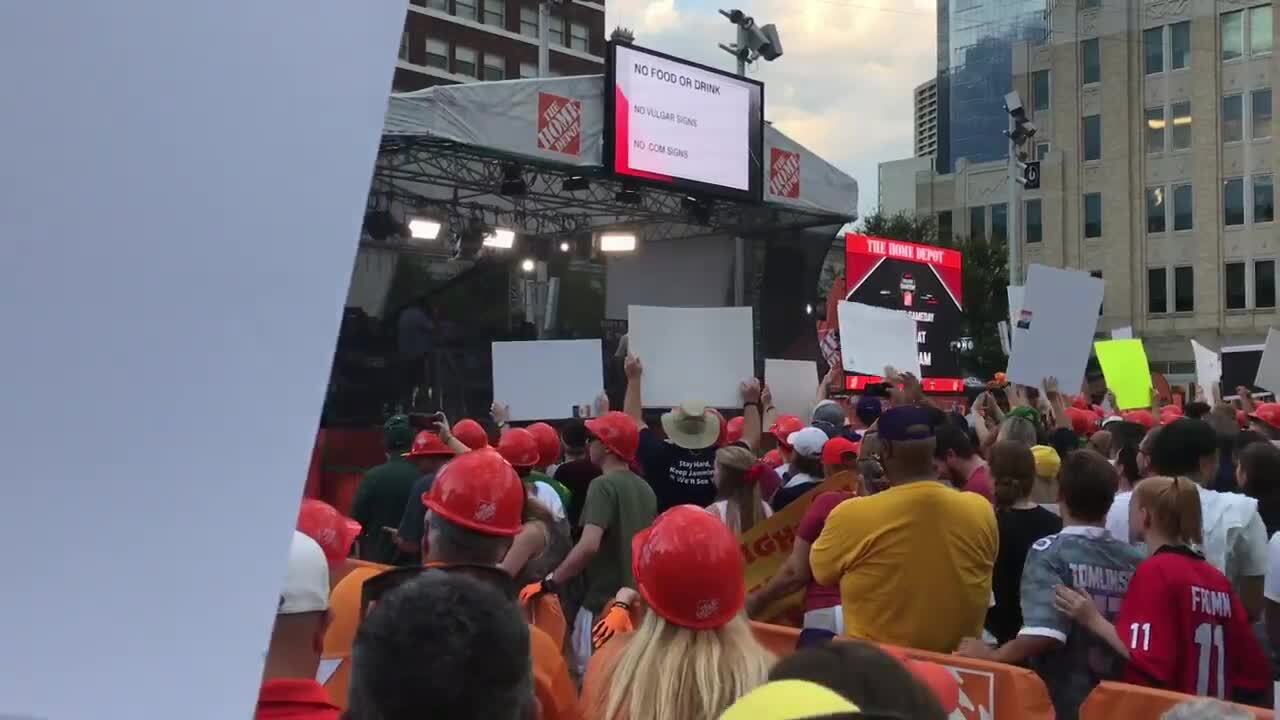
[1043,377,1070,431]
[623,354,644,427]
[740,378,763,451]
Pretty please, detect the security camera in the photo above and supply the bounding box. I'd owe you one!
[1003,91,1024,116]
[756,23,783,61]
[719,8,746,24]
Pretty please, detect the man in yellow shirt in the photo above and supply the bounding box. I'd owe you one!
[811,406,997,652]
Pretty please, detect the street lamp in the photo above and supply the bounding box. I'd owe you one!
[1003,90,1037,286]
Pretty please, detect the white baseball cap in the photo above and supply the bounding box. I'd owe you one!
[280,530,330,615]
[787,426,829,459]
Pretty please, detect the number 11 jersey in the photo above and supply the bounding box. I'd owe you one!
[1114,545,1270,699]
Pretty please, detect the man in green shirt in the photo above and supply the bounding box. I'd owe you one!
[351,415,420,565]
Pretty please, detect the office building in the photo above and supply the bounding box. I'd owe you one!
[915,77,940,159]
[394,0,606,92]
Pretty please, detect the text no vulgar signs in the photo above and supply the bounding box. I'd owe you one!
[633,105,698,128]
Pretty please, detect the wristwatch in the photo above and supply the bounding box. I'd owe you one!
[542,573,560,595]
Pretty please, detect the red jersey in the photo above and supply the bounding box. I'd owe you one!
[1113,546,1270,699]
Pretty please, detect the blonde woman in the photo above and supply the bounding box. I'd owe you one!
[707,445,774,534]
[581,506,774,720]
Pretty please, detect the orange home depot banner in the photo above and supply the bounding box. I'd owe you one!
[1081,681,1274,720]
[739,476,855,625]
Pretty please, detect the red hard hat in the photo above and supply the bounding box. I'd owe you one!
[632,505,745,630]
[296,498,362,567]
[403,430,453,458]
[1071,395,1091,410]
[1250,403,1280,431]
[708,408,729,447]
[452,419,490,450]
[1238,410,1250,429]
[526,422,561,468]
[1122,410,1155,430]
[422,448,524,536]
[769,415,805,447]
[725,416,746,445]
[1065,407,1099,437]
[761,449,783,469]
[497,428,540,469]
[584,411,640,462]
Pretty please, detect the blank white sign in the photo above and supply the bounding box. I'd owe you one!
[493,340,604,421]
[1256,328,1280,394]
[837,301,921,378]
[765,359,819,421]
[628,305,755,408]
[1006,265,1105,389]
[0,2,405,718]
[1191,339,1222,401]
[1112,326,1134,340]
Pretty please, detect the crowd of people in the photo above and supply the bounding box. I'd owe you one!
[258,356,1280,720]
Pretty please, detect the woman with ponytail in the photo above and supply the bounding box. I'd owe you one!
[1055,476,1270,702]
[707,445,774,534]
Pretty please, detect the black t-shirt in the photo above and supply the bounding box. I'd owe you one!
[553,457,602,530]
[986,505,1063,644]
[637,427,717,512]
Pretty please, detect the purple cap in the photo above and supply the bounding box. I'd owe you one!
[877,405,937,442]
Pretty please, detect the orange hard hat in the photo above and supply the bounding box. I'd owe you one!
[725,416,746,445]
[403,430,453,458]
[296,498,362,567]
[585,411,640,462]
[708,408,729,447]
[526,422,561,468]
[1122,410,1155,430]
[452,418,490,450]
[497,428,540,469]
[1065,407,1099,437]
[769,415,805,447]
[762,449,783,468]
[632,505,745,630]
[1250,403,1280,432]
[422,448,523,536]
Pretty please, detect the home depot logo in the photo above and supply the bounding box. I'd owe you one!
[536,92,581,156]
[950,666,994,720]
[770,147,800,198]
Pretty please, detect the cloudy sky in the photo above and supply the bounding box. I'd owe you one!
[605,0,937,217]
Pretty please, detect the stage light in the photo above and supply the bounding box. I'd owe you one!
[521,258,536,273]
[599,232,637,253]
[563,175,590,192]
[615,181,642,204]
[805,303,814,315]
[483,228,516,249]
[559,241,571,252]
[500,164,528,196]
[408,217,442,240]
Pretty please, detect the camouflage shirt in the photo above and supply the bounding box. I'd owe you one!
[1019,525,1144,720]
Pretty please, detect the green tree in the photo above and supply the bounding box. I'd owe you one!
[857,209,1008,379]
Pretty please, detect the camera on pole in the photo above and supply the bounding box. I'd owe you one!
[1004,91,1039,189]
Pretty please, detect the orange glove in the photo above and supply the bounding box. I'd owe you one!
[592,602,633,650]
[519,580,548,605]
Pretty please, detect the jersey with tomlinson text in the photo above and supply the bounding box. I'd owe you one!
[1113,545,1270,699]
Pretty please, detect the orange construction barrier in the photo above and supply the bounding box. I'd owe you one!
[1081,681,1274,719]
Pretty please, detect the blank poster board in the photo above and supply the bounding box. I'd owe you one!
[492,340,603,420]
[1094,340,1152,410]
[0,2,407,719]
[627,305,754,408]
[836,301,921,378]
[1111,326,1134,340]
[1191,339,1222,402]
[765,359,819,421]
[1006,265,1104,389]
[1222,345,1269,399]
[1256,329,1280,395]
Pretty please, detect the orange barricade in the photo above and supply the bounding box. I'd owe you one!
[746,622,1055,720]
[1081,681,1274,719]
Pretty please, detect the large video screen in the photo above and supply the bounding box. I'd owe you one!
[845,233,965,393]
[607,42,764,202]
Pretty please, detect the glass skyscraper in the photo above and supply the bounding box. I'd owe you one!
[936,0,1048,173]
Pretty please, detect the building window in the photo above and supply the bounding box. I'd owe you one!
[1091,270,1104,315]
[483,0,504,27]
[1223,94,1244,142]
[1081,0,1101,9]
[1258,260,1277,308]
[399,32,410,61]
[1145,107,1165,154]
[455,0,478,21]
[520,6,538,37]
[1032,70,1050,112]
[1171,21,1191,69]
[969,205,986,240]
[483,52,505,80]
[1174,266,1194,312]
[1226,262,1248,309]
[1224,10,1245,61]
[424,0,448,8]
[1173,183,1193,231]
[1081,38,1101,85]
[519,62,537,79]
[424,37,449,70]
[1025,199,1042,244]
[1144,27,1163,74]
[1255,174,1275,223]
[549,13,564,46]
[454,45,477,78]
[570,22,589,52]
[1148,267,1168,314]
[1170,100,1192,150]
[1251,5,1273,55]
[1084,192,1102,238]
[1035,141,1051,160]
[937,210,953,244]
[992,203,1008,242]
[1225,178,1245,226]
[1147,186,1167,233]
[1082,114,1101,161]
[1252,88,1272,139]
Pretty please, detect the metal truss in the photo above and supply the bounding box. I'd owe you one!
[371,136,850,244]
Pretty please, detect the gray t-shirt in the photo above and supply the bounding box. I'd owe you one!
[1018,525,1144,720]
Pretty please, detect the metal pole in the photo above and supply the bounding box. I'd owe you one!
[1007,113,1021,286]
[538,1,550,77]
[733,23,747,306]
